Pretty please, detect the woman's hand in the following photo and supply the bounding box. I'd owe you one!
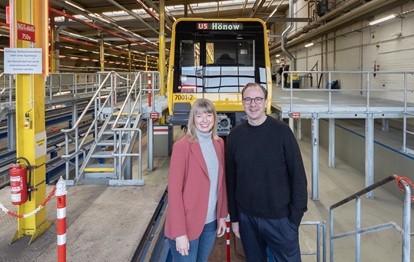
[216,218,227,237]
[175,235,190,256]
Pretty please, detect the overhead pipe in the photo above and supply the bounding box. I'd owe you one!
[289,0,362,40]
[49,7,158,51]
[134,0,159,21]
[281,0,296,70]
[60,36,97,48]
[241,0,249,15]
[265,0,285,23]
[250,0,266,18]
[60,36,157,63]
[270,0,401,55]
[104,0,160,35]
[141,0,175,28]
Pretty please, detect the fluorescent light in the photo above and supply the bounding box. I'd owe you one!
[305,43,314,48]
[275,54,280,57]
[369,14,396,26]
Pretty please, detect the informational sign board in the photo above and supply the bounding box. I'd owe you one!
[4,48,42,74]
[150,111,160,120]
[290,112,301,119]
[17,21,35,42]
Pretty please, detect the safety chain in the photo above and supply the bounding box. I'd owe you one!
[0,185,57,218]
[395,175,414,202]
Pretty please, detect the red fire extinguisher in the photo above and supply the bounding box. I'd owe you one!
[10,164,28,205]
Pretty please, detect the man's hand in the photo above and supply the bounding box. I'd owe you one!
[231,222,240,238]
[175,235,190,256]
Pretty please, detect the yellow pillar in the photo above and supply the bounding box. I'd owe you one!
[49,13,56,73]
[12,0,52,244]
[100,36,105,71]
[128,44,132,72]
[145,52,148,71]
[158,0,166,96]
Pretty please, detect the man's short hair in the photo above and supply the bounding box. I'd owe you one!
[241,83,268,99]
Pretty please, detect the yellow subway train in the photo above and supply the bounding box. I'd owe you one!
[167,18,272,135]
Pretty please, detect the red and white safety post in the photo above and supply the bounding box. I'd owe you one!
[226,216,231,262]
[56,177,67,262]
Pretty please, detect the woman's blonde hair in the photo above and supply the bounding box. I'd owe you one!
[187,98,219,141]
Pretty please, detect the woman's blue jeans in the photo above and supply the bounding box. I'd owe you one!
[167,220,216,262]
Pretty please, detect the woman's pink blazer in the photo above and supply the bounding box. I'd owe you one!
[164,134,228,241]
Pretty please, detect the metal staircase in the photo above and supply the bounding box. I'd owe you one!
[61,71,160,186]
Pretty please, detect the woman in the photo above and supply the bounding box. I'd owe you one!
[164,98,228,261]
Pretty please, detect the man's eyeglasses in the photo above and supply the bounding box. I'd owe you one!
[242,97,265,105]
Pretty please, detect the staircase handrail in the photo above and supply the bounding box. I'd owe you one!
[0,73,14,108]
[112,72,142,181]
[61,71,112,134]
[60,71,116,182]
[111,72,157,182]
[111,71,143,129]
[329,174,412,262]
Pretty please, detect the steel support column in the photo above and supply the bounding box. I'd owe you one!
[365,114,374,198]
[328,118,335,167]
[296,118,302,140]
[158,0,166,96]
[11,0,52,244]
[311,114,320,200]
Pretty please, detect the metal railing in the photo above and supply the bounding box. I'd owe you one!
[329,174,412,262]
[61,71,113,183]
[0,73,14,110]
[280,70,414,153]
[60,71,160,184]
[0,72,100,107]
[282,71,414,113]
[110,71,160,184]
[45,72,99,101]
[300,220,327,262]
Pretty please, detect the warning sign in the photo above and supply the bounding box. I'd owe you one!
[290,112,301,119]
[150,112,159,120]
[4,48,42,74]
[17,21,35,42]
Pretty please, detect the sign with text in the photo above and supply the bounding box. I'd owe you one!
[196,22,243,31]
[17,21,35,42]
[150,111,160,120]
[290,112,301,119]
[4,48,42,74]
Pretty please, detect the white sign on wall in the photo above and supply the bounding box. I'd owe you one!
[4,48,42,74]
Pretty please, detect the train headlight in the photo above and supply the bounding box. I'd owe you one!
[217,114,232,131]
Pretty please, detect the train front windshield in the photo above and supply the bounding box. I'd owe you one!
[173,21,268,94]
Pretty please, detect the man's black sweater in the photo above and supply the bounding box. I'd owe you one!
[226,116,308,227]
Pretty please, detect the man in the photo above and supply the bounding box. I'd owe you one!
[226,83,308,261]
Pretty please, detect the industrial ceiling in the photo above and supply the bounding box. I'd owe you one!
[0,0,410,71]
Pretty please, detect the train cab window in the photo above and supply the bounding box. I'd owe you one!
[172,20,268,94]
[179,41,200,93]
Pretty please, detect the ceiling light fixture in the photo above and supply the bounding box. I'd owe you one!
[369,14,396,26]
[305,42,314,48]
